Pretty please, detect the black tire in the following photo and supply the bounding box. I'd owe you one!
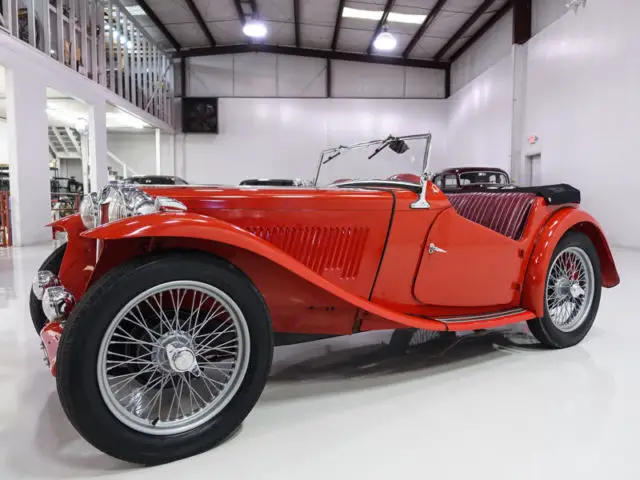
[29,242,66,333]
[55,252,273,465]
[527,232,602,348]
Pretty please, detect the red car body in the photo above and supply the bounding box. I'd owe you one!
[34,133,619,464]
[43,182,619,372]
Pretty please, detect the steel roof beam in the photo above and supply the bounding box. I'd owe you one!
[403,0,448,58]
[184,0,216,46]
[366,0,395,55]
[434,0,496,61]
[331,0,347,51]
[175,44,449,69]
[136,0,181,51]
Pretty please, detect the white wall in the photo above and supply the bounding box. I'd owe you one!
[447,54,513,173]
[177,97,448,185]
[107,132,173,177]
[187,53,446,99]
[451,10,513,95]
[532,0,571,36]
[522,0,640,247]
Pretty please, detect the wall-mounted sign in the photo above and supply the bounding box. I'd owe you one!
[528,135,539,145]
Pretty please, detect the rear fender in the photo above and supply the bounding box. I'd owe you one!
[82,212,447,331]
[522,208,620,317]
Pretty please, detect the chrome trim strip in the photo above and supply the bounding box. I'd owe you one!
[331,180,420,190]
[436,308,526,324]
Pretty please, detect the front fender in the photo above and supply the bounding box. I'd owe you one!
[522,208,620,317]
[82,212,447,331]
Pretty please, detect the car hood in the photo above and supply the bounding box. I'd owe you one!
[138,184,395,213]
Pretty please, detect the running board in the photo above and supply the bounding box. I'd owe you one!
[435,308,537,331]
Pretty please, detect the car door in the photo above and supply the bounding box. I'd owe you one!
[412,207,524,308]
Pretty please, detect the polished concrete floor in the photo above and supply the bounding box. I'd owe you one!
[0,243,638,479]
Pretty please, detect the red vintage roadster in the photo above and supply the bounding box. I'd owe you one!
[31,133,619,465]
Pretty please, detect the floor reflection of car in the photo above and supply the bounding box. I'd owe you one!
[123,175,189,185]
[433,167,513,192]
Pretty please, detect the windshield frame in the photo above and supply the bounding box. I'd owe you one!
[313,133,432,186]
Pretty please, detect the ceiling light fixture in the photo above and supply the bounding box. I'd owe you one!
[242,18,268,39]
[342,6,426,25]
[373,27,397,51]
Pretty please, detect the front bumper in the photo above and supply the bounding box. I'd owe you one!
[32,271,75,375]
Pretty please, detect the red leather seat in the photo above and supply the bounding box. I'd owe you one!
[447,192,536,240]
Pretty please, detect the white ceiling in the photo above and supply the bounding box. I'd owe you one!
[128,0,511,60]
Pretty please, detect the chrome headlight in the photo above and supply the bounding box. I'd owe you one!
[42,285,75,322]
[106,189,129,222]
[80,193,99,229]
[101,185,186,223]
[32,271,60,300]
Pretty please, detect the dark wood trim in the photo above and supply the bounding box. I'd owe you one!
[184,0,216,46]
[513,0,531,45]
[366,0,395,55]
[445,64,451,98]
[326,58,332,97]
[293,0,301,47]
[175,44,449,69]
[434,0,496,61]
[403,0,448,58]
[136,0,181,51]
[331,0,347,51]
[449,1,513,63]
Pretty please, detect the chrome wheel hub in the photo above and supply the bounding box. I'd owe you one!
[166,343,199,375]
[546,246,595,333]
[96,281,251,436]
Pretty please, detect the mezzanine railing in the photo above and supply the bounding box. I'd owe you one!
[0,0,174,125]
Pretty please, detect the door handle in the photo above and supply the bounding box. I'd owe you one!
[428,243,447,255]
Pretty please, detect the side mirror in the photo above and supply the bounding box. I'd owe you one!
[388,139,409,154]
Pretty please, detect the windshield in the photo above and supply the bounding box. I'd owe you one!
[314,133,431,186]
[459,171,508,185]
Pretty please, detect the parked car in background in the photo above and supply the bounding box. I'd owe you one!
[123,175,189,185]
[433,167,513,192]
[0,170,9,191]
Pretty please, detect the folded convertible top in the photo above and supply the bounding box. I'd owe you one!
[502,184,581,205]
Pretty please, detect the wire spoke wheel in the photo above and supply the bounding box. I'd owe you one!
[97,280,251,436]
[545,246,595,333]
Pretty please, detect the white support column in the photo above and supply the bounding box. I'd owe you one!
[88,101,108,192]
[169,133,176,176]
[155,127,161,175]
[80,133,90,193]
[6,68,51,246]
[510,44,529,185]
